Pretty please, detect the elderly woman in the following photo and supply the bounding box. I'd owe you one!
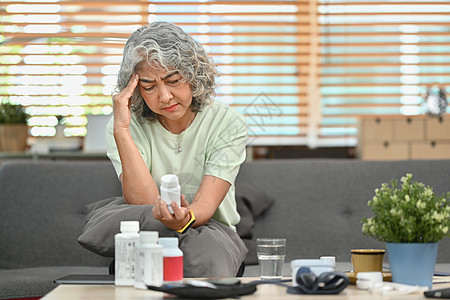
[95,21,248,277]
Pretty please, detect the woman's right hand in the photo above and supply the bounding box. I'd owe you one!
[153,195,192,231]
[112,73,139,131]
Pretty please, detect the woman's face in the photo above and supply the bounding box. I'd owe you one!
[135,61,193,124]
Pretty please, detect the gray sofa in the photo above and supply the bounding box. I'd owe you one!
[1,159,450,299]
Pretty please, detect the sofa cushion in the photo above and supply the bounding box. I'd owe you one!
[78,182,273,266]
[235,182,274,264]
[78,198,248,277]
[235,181,275,238]
[78,197,168,257]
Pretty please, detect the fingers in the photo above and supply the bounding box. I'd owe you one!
[160,200,174,221]
[112,74,139,105]
[152,196,189,224]
[172,195,190,219]
[112,74,139,129]
[180,194,190,208]
[152,197,174,222]
[172,201,188,220]
[123,73,139,104]
[152,196,170,221]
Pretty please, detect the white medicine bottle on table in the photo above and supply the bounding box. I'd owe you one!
[115,221,139,286]
[159,237,183,283]
[134,231,163,289]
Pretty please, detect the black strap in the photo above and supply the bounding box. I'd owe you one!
[147,282,257,299]
[247,267,350,295]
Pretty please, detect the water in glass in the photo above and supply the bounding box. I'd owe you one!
[257,239,286,280]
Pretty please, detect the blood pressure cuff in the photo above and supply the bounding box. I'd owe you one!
[287,267,350,295]
[147,279,257,299]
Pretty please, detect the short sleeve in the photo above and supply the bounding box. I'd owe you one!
[105,115,153,179]
[105,117,123,178]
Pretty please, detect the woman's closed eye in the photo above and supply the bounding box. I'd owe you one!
[143,85,156,91]
[166,78,181,86]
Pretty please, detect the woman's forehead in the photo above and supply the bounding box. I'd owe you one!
[136,61,176,78]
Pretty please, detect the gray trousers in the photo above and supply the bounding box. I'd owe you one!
[78,197,248,278]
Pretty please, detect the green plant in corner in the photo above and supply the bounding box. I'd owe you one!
[362,173,450,243]
[0,102,29,124]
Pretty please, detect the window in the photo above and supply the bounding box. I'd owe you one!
[1,0,448,147]
[1,0,310,146]
[318,0,450,146]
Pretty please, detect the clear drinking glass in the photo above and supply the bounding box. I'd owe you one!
[256,238,286,280]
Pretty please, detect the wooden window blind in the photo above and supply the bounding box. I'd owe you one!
[2,0,448,147]
[1,0,314,146]
[318,0,450,147]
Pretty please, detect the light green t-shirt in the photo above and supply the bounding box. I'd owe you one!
[106,101,248,228]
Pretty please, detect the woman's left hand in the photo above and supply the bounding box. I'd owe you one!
[152,195,191,231]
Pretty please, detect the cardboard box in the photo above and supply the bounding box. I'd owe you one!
[359,141,409,160]
[426,117,450,141]
[411,141,450,159]
[359,118,393,141]
[393,118,425,141]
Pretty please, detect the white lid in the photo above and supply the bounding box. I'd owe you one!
[140,231,158,244]
[120,221,139,233]
[290,259,335,268]
[158,237,178,248]
[320,256,336,263]
[161,174,179,188]
[356,272,383,281]
[356,272,383,290]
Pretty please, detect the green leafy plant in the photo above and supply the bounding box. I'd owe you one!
[0,102,29,124]
[362,173,450,243]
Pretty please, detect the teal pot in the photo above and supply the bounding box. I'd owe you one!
[386,242,438,288]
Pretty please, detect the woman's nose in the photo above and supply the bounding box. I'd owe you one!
[159,84,173,103]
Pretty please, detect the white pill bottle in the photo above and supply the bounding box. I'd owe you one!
[160,174,181,214]
[134,231,163,289]
[115,221,140,286]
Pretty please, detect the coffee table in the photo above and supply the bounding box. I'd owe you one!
[42,276,450,300]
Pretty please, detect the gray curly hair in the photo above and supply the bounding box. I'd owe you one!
[115,21,219,122]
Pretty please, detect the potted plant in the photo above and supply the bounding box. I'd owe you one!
[362,173,450,288]
[0,102,30,152]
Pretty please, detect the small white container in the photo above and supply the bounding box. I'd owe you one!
[320,256,336,263]
[115,221,140,286]
[134,231,163,289]
[160,174,181,214]
[356,271,383,290]
[291,258,335,287]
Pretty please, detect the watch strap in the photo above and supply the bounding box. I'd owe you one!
[176,210,196,234]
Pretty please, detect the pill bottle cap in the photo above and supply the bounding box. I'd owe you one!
[161,174,179,188]
[320,256,336,263]
[140,231,158,244]
[159,237,179,248]
[120,221,139,233]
